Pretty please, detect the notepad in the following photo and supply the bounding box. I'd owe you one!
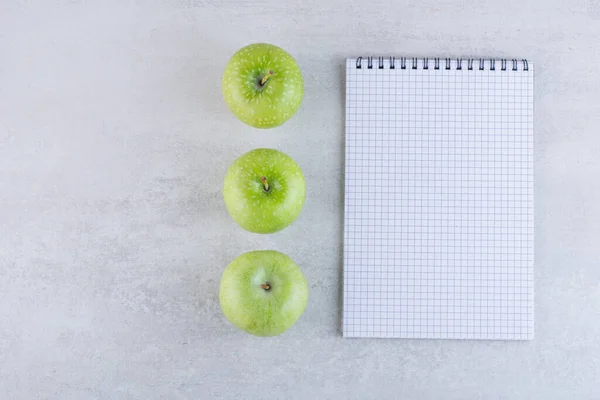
[343,57,534,340]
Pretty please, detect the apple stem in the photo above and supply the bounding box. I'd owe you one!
[260,176,270,192]
[260,70,274,86]
[260,283,271,291]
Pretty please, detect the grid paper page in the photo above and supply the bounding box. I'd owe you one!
[343,58,534,340]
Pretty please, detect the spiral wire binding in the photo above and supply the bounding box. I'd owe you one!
[355,57,529,71]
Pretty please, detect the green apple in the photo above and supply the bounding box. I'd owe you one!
[222,43,304,128]
[223,148,306,234]
[219,250,309,336]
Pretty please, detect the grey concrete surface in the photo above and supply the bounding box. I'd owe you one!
[1,0,599,398]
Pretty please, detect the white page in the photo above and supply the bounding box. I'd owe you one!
[343,58,534,340]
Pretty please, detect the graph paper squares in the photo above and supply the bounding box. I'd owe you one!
[343,58,534,340]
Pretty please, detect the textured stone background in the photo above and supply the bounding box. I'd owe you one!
[1,0,599,398]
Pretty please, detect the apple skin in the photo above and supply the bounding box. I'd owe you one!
[219,250,309,337]
[222,43,304,128]
[222,148,306,234]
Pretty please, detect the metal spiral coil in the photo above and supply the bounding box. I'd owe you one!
[355,57,529,71]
